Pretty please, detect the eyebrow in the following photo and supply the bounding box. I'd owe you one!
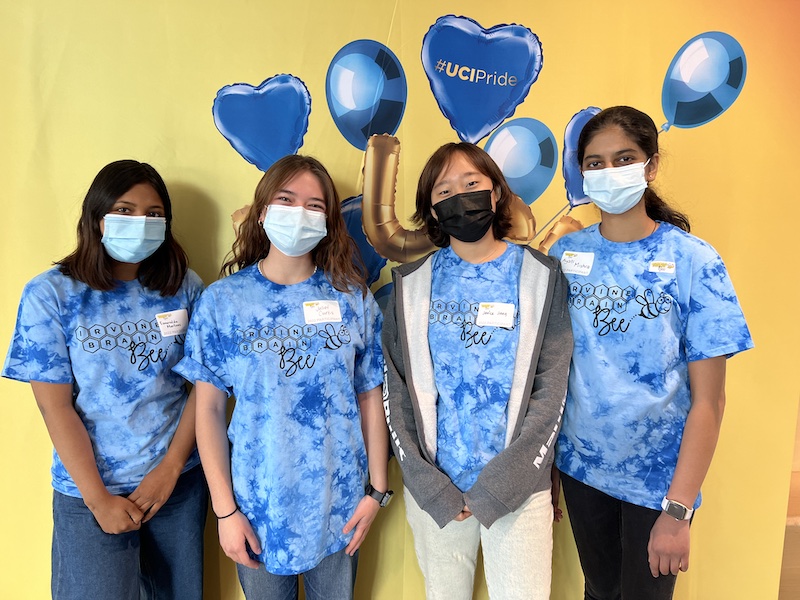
[275,189,326,204]
[113,199,165,210]
[433,171,482,189]
[583,148,639,161]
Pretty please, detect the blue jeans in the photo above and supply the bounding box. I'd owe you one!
[560,472,678,600]
[237,549,358,600]
[52,465,207,600]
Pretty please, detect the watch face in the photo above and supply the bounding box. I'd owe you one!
[380,491,394,507]
[665,501,687,520]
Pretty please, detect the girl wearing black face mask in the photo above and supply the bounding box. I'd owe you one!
[381,142,573,600]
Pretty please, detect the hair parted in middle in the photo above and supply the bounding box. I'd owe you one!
[577,105,691,232]
[221,154,366,295]
[56,159,188,296]
[412,142,514,248]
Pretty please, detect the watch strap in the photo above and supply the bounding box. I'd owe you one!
[365,484,393,507]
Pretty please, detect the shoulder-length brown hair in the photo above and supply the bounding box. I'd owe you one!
[221,155,366,296]
[412,142,515,248]
[57,160,189,296]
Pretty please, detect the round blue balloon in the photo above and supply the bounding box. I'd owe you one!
[662,31,746,129]
[562,106,601,208]
[326,40,407,150]
[484,118,557,205]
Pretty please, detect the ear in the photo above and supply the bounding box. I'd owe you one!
[258,205,268,225]
[646,153,660,182]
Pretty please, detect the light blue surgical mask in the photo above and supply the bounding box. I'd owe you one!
[101,215,166,263]
[263,205,327,257]
[582,159,651,215]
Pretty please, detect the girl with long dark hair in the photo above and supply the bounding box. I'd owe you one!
[550,106,753,599]
[3,160,206,599]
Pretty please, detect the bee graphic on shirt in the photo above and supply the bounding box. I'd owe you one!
[319,323,351,350]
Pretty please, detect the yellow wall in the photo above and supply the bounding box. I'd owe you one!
[1,1,798,598]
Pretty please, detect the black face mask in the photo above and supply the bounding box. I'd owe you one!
[433,189,494,243]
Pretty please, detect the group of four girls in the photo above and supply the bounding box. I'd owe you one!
[3,106,752,600]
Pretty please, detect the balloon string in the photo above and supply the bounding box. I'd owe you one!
[532,203,570,242]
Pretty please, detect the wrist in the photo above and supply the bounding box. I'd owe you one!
[661,497,694,521]
[365,484,393,508]
[82,487,113,512]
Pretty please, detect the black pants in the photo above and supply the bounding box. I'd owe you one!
[560,472,678,600]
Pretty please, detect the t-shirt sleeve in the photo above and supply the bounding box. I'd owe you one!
[353,291,384,394]
[684,254,753,361]
[173,288,233,395]
[2,277,73,384]
[184,270,206,314]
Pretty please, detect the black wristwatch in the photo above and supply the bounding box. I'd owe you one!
[365,484,393,507]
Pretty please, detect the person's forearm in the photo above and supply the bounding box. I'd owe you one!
[665,356,727,507]
[31,381,111,507]
[155,386,198,477]
[359,385,389,492]
[195,381,237,516]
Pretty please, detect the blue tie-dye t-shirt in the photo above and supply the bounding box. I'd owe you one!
[429,242,522,492]
[174,264,384,575]
[2,267,204,497]
[550,223,753,510]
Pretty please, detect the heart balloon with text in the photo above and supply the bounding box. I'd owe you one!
[421,15,543,143]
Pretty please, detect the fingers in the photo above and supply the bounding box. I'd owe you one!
[342,513,357,535]
[125,499,145,525]
[141,501,163,523]
[344,526,367,555]
[647,544,689,577]
[244,526,262,556]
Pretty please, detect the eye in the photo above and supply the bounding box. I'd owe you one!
[274,195,292,204]
[147,210,165,218]
[617,155,636,165]
[110,206,131,214]
[465,180,479,188]
[308,201,326,212]
[584,160,602,170]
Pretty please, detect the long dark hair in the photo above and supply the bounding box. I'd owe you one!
[221,155,367,296]
[578,106,691,232]
[413,142,515,247]
[57,160,189,296]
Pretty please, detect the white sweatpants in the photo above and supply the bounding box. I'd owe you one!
[404,487,553,600]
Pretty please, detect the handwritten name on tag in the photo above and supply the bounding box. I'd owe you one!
[476,302,515,328]
[156,309,188,337]
[560,251,594,276]
[303,300,343,324]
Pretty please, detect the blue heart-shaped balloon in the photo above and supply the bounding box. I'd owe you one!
[212,74,311,171]
[422,15,543,143]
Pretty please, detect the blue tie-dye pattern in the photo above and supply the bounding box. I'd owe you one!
[551,223,752,510]
[2,267,203,496]
[429,243,522,492]
[174,264,384,575]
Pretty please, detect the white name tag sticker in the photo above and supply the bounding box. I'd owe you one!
[560,251,594,276]
[649,260,676,274]
[303,300,342,324]
[476,302,515,328]
[156,309,189,337]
